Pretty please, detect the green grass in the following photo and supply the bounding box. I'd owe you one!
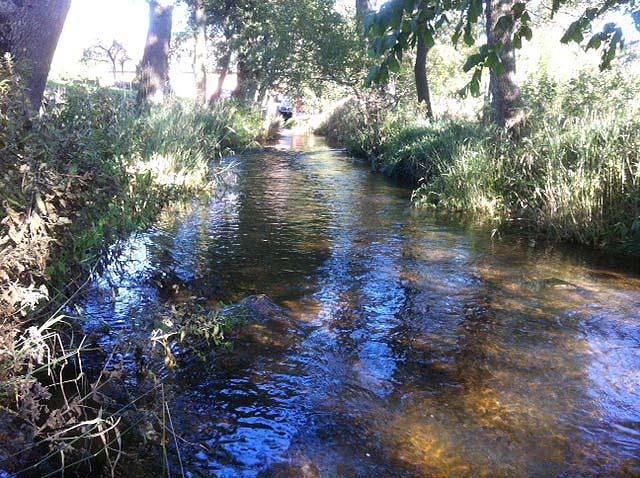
[2,76,263,305]
[0,66,265,476]
[317,69,640,253]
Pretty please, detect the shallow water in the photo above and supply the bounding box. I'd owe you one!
[83,133,640,477]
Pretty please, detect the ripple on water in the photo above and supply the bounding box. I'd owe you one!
[80,135,640,477]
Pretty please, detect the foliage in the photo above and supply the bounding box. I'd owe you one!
[81,39,131,77]
[185,0,365,101]
[1,72,262,314]
[365,0,640,95]
[318,68,640,252]
[376,121,487,182]
[149,301,251,368]
[0,61,263,474]
[315,94,409,158]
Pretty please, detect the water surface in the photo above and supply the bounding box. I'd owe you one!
[83,133,640,477]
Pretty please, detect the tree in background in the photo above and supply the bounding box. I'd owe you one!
[0,0,71,110]
[414,31,434,119]
[190,0,361,104]
[365,1,444,118]
[193,0,208,105]
[365,0,639,129]
[82,40,131,81]
[138,0,174,104]
[484,0,523,128]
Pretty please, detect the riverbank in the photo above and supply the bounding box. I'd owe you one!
[316,70,640,255]
[62,142,640,477]
[0,66,264,475]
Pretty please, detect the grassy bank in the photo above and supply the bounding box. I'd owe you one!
[0,58,263,476]
[2,73,262,316]
[317,70,640,253]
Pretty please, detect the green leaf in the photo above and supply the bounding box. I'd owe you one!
[371,37,384,55]
[403,0,416,13]
[379,64,390,83]
[470,69,482,96]
[423,30,435,49]
[633,10,640,31]
[467,0,482,23]
[463,52,483,72]
[452,18,464,45]
[364,13,376,33]
[387,54,401,73]
[561,20,584,44]
[383,34,398,50]
[495,14,514,35]
[391,2,404,29]
[459,68,483,97]
[586,33,603,50]
[512,2,526,18]
[463,22,475,46]
[365,65,380,85]
[485,51,504,75]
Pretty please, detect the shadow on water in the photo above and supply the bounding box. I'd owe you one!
[81,132,640,477]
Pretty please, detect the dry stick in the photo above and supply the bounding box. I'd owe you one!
[17,385,160,475]
[162,385,170,478]
[37,411,153,478]
[164,393,185,478]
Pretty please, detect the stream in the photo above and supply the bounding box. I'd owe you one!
[81,133,640,477]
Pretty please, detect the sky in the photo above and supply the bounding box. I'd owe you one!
[50,0,637,80]
[51,0,189,77]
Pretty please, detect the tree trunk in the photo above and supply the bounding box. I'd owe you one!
[0,0,71,111]
[485,0,523,129]
[193,0,207,106]
[138,0,174,105]
[232,54,252,102]
[414,34,434,120]
[355,0,372,19]
[210,49,230,103]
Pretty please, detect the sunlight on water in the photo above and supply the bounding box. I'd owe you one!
[81,134,640,477]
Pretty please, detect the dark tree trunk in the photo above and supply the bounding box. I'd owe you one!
[355,0,372,19]
[210,49,230,103]
[485,0,523,129]
[138,0,174,105]
[414,34,434,120]
[193,0,207,106]
[0,0,71,111]
[232,54,252,102]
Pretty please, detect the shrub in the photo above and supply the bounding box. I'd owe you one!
[318,68,640,252]
[0,64,263,476]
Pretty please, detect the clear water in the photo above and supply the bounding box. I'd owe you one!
[82,133,640,477]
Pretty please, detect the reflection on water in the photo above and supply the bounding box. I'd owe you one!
[82,133,640,477]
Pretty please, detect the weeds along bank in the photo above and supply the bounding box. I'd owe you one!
[1,72,262,316]
[317,69,640,254]
[0,58,262,475]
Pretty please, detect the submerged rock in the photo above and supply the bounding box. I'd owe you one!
[228,295,304,351]
[522,277,580,291]
[151,268,224,301]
